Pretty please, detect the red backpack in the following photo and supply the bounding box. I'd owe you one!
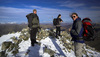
[82,18,95,41]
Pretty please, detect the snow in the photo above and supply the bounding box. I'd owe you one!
[0,32,100,57]
[0,32,20,46]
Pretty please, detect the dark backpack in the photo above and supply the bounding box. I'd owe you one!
[53,18,59,26]
[82,18,95,41]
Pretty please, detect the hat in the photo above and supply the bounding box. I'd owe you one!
[33,9,37,12]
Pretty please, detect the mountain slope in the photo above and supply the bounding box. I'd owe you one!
[0,28,100,57]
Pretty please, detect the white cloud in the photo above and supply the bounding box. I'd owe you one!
[26,5,72,23]
[29,6,42,9]
[75,10,100,23]
[59,1,85,8]
[0,6,72,23]
[57,0,100,23]
[90,6,100,9]
[0,5,100,23]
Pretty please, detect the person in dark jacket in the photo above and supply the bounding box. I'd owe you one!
[69,13,84,57]
[56,14,63,38]
[26,9,40,46]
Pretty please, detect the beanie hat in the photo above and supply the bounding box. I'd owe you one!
[33,9,37,12]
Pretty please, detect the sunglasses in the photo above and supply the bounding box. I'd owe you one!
[71,16,76,18]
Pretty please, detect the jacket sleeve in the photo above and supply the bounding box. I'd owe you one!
[26,13,32,28]
[70,21,82,37]
[26,14,30,19]
[37,16,40,28]
[60,18,63,22]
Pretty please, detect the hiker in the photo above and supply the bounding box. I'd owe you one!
[56,14,63,38]
[69,13,84,57]
[26,9,40,46]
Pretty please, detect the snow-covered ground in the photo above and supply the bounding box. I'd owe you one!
[0,32,20,45]
[0,32,100,57]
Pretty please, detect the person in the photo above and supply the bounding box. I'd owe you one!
[69,13,84,57]
[56,14,63,38]
[26,9,40,46]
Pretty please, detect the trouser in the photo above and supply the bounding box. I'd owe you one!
[30,28,38,45]
[56,27,61,36]
[74,42,84,57]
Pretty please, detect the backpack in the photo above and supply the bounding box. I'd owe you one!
[53,18,59,26]
[82,18,95,41]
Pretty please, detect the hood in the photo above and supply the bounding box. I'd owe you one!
[74,17,81,22]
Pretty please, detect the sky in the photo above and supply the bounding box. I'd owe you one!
[0,0,100,23]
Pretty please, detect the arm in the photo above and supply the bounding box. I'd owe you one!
[70,21,82,36]
[75,21,82,35]
[37,16,40,28]
[60,18,63,22]
[26,13,32,28]
[26,13,31,19]
[60,21,63,22]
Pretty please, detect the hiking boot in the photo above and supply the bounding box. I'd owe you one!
[31,43,34,46]
[59,35,62,37]
[56,36,58,38]
[34,41,38,44]
[56,35,58,38]
[31,44,34,46]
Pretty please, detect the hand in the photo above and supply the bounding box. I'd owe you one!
[60,21,63,22]
[29,28,32,30]
[69,28,71,32]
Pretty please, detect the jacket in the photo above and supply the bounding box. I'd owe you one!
[56,18,63,27]
[70,17,84,43]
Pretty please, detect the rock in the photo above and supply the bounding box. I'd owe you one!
[59,31,74,52]
[19,33,29,41]
[12,49,19,56]
[7,43,15,52]
[1,41,12,51]
[0,51,7,57]
[37,28,50,41]
[11,36,22,45]
[48,29,56,38]
[44,47,55,57]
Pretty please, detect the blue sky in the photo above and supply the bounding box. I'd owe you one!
[0,0,100,23]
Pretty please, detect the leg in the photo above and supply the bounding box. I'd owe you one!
[30,29,34,46]
[30,28,38,46]
[74,42,84,57]
[58,27,61,36]
[56,27,59,37]
[32,28,38,43]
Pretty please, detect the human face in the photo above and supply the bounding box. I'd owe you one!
[33,11,37,14]
[59,16,61,18]
[71,14,78,21]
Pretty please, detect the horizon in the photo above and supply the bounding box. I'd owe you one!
[0,0,100,23]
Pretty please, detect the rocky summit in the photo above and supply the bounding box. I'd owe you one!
[0,27,100,57]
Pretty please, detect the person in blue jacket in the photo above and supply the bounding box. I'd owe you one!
[69,13,84,57]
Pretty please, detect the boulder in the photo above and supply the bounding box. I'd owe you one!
[1,41,12,51]
[44,47,55,56]
[0,51,7,57]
